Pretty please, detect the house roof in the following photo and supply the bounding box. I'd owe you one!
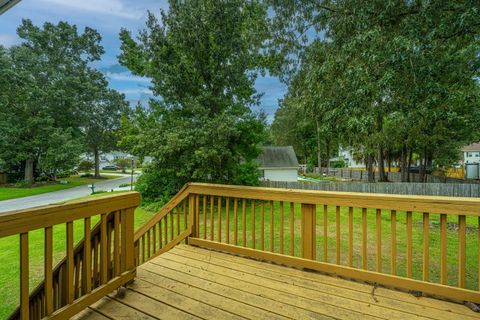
[0,0,21,14]
[462,142,480,152]
[257,146,299,169]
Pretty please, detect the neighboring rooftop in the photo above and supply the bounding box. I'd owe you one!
[462,142,480,152]
[0,0,21,14]
[257,146,299,168]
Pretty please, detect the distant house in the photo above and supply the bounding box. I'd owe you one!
[330,147,365,168]
[257,146,299,182]
[462,142,480,179]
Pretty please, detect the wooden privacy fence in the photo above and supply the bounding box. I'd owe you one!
[319,167,478,184]
[185,183,480,304]
[261,180,480,197]
[1,192,140,320]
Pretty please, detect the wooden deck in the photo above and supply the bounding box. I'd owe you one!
[74,244,479,320]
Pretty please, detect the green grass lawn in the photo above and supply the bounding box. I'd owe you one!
[0,175,121,201]
[0,195,155,318]
[196,200,479,292]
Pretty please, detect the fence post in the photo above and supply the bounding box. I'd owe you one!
[301,203,316,260]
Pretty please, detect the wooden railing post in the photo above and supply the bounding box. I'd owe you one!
[121,208,135,274]
[301,204,316,260]
[188,194,197,241]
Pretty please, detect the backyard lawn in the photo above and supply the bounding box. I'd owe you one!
[0,175,120,201]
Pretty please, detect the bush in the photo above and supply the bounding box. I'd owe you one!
[81,173,93,178]
[332,160,346,168]
[78,160,94,172]
[231,162,260,186]
[135,169,178,203]
[57,169,78,179]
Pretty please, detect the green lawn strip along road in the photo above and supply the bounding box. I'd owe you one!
[0,196,155,318]
[0,175,120,201]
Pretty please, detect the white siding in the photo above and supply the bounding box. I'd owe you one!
[464,151,480,164]
[264,169,298,182]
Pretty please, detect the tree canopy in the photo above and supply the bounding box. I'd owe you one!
[118,0,269,201]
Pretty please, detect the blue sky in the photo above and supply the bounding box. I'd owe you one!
[0,0,286,122]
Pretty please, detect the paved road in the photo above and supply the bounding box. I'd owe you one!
[0,175,138,213]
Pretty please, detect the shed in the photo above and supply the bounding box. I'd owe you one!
[257,146,299,182]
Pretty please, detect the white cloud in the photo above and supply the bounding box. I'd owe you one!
[0,34,20,47]
[105,72,151,83]
[36,0,143,20]
[120,88,153,95]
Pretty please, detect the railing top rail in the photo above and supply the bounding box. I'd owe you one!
[187,183,480,216]
[0,192,141,238]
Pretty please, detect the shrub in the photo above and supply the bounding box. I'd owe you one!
[231,161,260,186]
[81,173,93,178]
[78,160,94,172]
[135,169,178,203]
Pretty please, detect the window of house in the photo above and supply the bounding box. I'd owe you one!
[475,152,480,157]
[467,152,473,157]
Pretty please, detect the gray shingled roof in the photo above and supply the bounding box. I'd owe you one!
[462,142,480,152]
[257,146,299,168]
[0,0,21,14]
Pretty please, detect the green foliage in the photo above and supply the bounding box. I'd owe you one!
[114,158,132,173]
[231,161,261,186]
[269,1,480,181]
[119,0,268,200]
[78,160,94,172]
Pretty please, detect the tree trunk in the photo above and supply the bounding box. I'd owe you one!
[378,146,388,182]
[400,144,408,182]
[316,119,321,175]
[419,147,427,183]
[25,159,34,185]
[407,149,413,182]
[326,138,330,175]
[367,154,375,183]
[94,147,101,179]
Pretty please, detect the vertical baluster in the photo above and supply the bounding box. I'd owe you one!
[376,209,382,272]
[100,214,108,284]
[74,254,81,298]
[218,197,222,242]
[440,214,447,285]
[44,226,53,316]
[423,212,429,281]
[336,206,341,264]
[225,197,230,244]
[252,200,256,249]
[391,210,397,275]
[20,232,29,320]
[164,215,168,245]
[159,220,163,249]
[147,229,151,259]
[66,222,74,303]
[234,198,238,245]
[210,196,214,241]
[170,211,174,241]
[290,202,295,256]
[195,195,200,237]
[362,208,367,270]
[114,212,120,277]
[141,235,145,263]
[177,206,180,236]
[270,200,274,252]
[406,211,412,278]
[152,224,157,255]
[242,199,247,247]
[184,199,187,232]
[458,215,466,288]
[323,205,328,262]
[260,201,265,250]
[478,217,480,291]
[348,207,353,267]
[279,201,284,254]
[83,218,92,294]
[203,195,207,239]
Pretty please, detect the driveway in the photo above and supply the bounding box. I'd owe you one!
[0,174,138,214]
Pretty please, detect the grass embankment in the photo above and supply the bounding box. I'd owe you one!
[0,194,155,318]
[197,201,478,291]
[0,175,120,201]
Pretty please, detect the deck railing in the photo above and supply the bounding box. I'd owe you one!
[2,192,140,320]
[6,183,480,319]
[182,183,480,304]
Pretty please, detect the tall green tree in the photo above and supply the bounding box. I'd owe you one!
[0,20,104,183]
[118,0,269,201]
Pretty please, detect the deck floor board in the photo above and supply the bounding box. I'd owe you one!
[75,244,480,320]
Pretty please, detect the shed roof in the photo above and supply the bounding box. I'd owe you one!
[257,146,299,169]
[462,142,480,152]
